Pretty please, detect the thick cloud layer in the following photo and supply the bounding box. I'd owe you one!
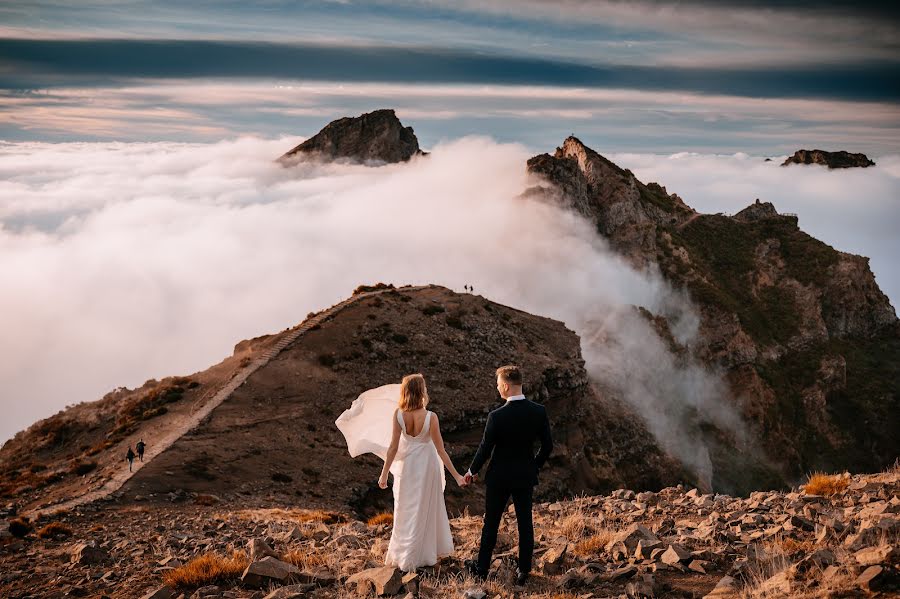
[1,137,895,486]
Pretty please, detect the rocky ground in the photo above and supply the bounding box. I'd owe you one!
[2,468,898,598]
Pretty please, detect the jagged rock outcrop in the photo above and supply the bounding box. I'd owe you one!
[732,199,785,223]
[781,149,875,169]
[526,136,899,485]
[278,109,424,165]
[526,136,694,265]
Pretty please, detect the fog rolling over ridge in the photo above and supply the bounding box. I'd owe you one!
[1,136,897,486]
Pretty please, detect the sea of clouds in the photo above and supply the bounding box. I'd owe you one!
[1,136,897,486]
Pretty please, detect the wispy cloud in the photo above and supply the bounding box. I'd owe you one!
[3,80,898,155]
[3,39,898,104]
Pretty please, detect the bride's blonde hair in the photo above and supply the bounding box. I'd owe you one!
[399,373,429,411]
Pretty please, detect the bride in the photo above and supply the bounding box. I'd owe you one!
[335,373,467,572]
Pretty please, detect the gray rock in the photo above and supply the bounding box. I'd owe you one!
[140,586,176,599]
[541,544,568,574]
[702,576,738,599]
[71,541,109,565]
[263,585,316,599]
[345,566,403,596]
[606,524,659,553]
[248,537,280,561]
[241,556,301,588]
[856,565,887,591]
[855,545,899,566]
[660,544,691,565]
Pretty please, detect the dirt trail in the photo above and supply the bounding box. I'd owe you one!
[30,285,430,517]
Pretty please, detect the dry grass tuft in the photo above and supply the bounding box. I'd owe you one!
[367,512,393,526]
[573,530,615,557]
[291,509,346,524]
[774,536,817,555]
[37,522,73,539]
[557,504,598,542]
[162,551,249,588]
[283,547,330,570]
[802,472,849,496]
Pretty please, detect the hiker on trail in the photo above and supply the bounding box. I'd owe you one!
[126,446,136,472]
[136,439,146,462]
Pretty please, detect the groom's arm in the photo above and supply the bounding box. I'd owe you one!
[468,412,497,476]
[535,407,553,470]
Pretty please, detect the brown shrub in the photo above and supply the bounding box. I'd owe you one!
[162,551,249,588]
[353,283,395,295]
[367,512,393,526]
[37,522,73,539]
[8,517,32,538]
[803,472,849,496]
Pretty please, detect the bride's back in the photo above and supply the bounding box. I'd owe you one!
[400,407,429,437]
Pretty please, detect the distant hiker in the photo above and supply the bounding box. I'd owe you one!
[464,284,469,292]
[126,447,136,472]
[136,439,146,462]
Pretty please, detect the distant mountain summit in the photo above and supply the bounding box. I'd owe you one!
[781,149,875,169]
[279,108,425,164]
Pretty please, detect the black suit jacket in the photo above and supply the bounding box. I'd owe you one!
[468,397,553,488]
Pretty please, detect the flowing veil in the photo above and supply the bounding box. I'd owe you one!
[335,383,406,476]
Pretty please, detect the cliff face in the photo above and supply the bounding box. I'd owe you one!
[526,137,899,484]
[781,149,875,169]
[279,109,424,165]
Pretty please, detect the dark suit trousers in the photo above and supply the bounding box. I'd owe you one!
[477,483,534,574]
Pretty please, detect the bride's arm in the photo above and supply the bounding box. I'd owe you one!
[429,413,466,486]
[378,410,402,488]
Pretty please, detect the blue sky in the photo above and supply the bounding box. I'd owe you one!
[1,0,899,154]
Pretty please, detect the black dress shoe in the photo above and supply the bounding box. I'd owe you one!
[464,559,486,580]
[515,568,529,585]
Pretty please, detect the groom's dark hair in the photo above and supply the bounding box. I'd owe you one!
[496,365,522,385]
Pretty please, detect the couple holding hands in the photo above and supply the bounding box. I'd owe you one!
[336,365,553,585]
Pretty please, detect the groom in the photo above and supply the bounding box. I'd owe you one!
[464,365,553,585]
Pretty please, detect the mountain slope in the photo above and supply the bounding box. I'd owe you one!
[1,285,685,517]
[526,136,899,486]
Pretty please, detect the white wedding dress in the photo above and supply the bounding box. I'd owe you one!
[335,384,454,572]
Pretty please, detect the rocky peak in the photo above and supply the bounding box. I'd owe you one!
[278,109,425,165]
[781,149,875,169]
[526,136,694,265]
[733,198,790,223]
